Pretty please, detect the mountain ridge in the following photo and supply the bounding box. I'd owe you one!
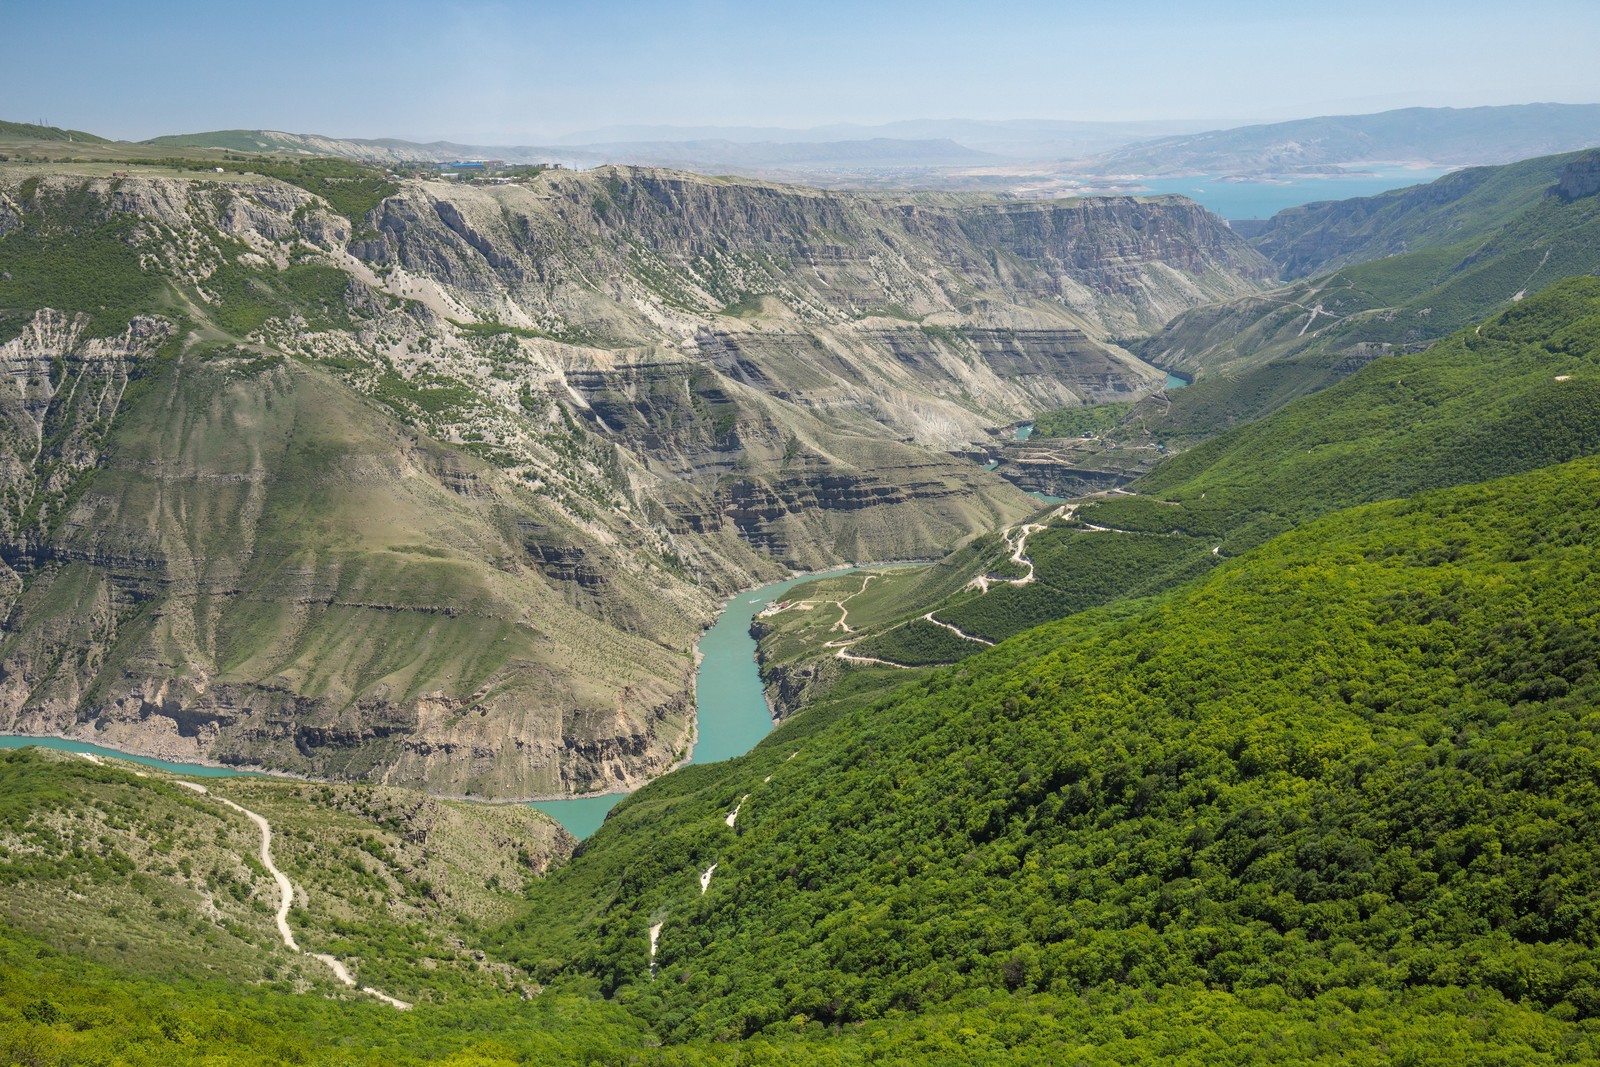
[0,157,1265,793]
[1073,103,1600,176]
[3,135,1600,1066]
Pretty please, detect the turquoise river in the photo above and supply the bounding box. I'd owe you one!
[3,566,876,839]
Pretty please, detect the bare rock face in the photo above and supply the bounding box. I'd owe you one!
[0,168,1271,796]
[0,312,173,542]
[1554,152,1600,202]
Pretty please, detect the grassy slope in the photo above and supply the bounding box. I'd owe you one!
[495,451,1600,1054]
[0,749,569,1003]
[1140,152,1600,441]
[757,275,1600,689]
[0,121,110,145]
[142,130,312,152]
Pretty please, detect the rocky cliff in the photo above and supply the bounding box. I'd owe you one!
[1554,150,1600,202]
[0,164,1270,794]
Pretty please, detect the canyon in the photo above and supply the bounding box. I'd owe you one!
[0,162,1270,795]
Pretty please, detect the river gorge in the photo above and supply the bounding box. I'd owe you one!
[1,567,873,838]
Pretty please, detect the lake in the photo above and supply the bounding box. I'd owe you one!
[1112,166,1455,220]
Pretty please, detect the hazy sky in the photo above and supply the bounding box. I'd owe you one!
[8,0,1599,142]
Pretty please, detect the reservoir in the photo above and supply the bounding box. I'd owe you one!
[4,566,876,840]
[1111,166,1455,220]
[1165,372,1189,390]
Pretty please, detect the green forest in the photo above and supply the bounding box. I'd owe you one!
[783,276,1600,673]
[491,454,1600,1052]
[5,148,1600,1065]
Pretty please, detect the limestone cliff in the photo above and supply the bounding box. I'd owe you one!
[0,164,1270,795]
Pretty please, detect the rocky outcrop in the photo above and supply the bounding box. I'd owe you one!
[0,312,174,541]
[0,167,1275,796]
[1553,151,1600,202]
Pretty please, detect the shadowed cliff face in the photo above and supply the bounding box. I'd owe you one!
[0,166,1270,795]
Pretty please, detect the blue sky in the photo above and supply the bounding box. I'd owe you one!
[8,0,1599,142]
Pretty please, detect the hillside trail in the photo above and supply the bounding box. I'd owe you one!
[921,611,995,646]
[831,573,878,633]
[779,494,1132,670]
[967,504,1071,593]
[1008,507,1070,578]
[759,572,884,634]
[175,780,413,1010]
[833,649,915,668]
[809,573,921,667]
[818,504,1077,663]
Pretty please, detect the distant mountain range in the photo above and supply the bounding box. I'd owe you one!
[547,118,1218,159]
[16,104,1600,193]
[1072,103,1600,176]
[140,119,1225,165]
[139,129,995,169]
[134,105,1600,189]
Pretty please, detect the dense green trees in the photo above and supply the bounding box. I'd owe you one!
[938,524,1217,642]
[7,200,1600,1067]
[497,454,1600,1055]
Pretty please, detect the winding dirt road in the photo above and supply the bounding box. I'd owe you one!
[921,612,995,646]
[177,781,412,1009]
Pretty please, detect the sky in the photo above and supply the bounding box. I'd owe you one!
[7,0,1600,143]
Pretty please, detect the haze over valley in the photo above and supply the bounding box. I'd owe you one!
[4,1,1600,1062]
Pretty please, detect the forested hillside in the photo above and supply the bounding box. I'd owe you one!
[492,449,1600,1056]
[1136,274,1600,531]
[1252,149,1597,279]
[1138,149,1600,440]
[751,276,1600,687]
